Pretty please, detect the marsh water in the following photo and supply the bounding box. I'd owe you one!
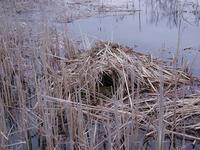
[68,0,200,76]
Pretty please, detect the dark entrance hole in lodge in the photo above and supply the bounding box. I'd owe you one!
[98,70,139,98]
[98,70,119,97]
[101,72,114,87]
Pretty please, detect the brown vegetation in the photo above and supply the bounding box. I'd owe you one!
[1,0,200,150]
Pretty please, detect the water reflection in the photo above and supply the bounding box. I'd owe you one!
[98,0,200,26]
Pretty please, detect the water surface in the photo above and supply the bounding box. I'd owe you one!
[68,0,200,76]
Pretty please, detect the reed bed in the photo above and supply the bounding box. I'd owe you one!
[1,30,200,149]
[0,25,200,149]
[1,1,200,149]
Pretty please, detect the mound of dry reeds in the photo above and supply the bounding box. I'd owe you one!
[61,41,191,94]
[41,41,200,149]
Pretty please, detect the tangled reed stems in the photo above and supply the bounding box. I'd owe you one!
[1,26,200,149]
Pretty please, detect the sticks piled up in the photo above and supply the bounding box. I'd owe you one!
[62,41,191,94]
